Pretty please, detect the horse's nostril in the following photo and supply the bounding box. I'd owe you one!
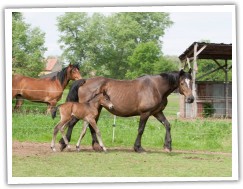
[186,96,194,103]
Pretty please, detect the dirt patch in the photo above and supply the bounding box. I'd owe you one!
[12,141,232,157]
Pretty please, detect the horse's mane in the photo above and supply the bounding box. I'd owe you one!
[51,64,80,85]
[50,67,68,84]
[159,71,179,86]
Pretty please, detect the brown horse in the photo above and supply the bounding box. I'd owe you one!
[12,63,82,113]
[50,92,114,152]
[60,69,194,152]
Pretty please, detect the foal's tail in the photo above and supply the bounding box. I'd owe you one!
[51,105,60,119]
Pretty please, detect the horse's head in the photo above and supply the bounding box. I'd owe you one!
[100,91,114,110]
[67,63,82,80]
[178,68,194,103]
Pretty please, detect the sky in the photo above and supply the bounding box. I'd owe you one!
[22,10,233,58]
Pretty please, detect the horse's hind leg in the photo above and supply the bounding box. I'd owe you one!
[51,122,62,152]
[51,120,70,152]
[14,95,24,111]
[59,116,79,151]
[89,119,107,152]
[76,121,88,152]
[59,122,71,151]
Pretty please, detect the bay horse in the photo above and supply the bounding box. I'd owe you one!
[12,63,82,113]
[60,69,194,153]
[50,91,114,152]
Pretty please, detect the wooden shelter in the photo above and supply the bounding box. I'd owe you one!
[178,42,232,118]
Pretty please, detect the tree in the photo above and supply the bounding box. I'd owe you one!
[197,59,232,81]
[57,12,173,79]
[126,41,161,78]
[12,12,47,77]
[57,13,106,76]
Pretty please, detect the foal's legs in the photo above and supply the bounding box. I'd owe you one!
[153,112,172,152]
[134,113,150,153]
[51,119,71,152]
[60,107,103,152]
[76,121,89,152]
[59,116,79,151]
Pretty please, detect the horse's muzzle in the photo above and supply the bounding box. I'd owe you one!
[108,104,114,110]
[186,96,194,103]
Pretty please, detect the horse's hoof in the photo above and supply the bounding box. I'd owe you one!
[76,146,81,152]
[102,147,108,153]
[134,146,145,153]
[92,142,103,152]
[164,147,172,153]
[51,147,56,152]
[60,144,66,152]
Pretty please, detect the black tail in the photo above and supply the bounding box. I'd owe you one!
[66,79,86,102]
[51,106,60,119]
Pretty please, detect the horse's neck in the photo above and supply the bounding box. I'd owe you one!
[60,78,70,89]
[55,70,70,90]
[159,72,179,97]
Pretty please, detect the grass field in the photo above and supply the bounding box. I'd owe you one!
[11,92,233,177]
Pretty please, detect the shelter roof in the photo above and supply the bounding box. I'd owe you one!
[178,42,232,61]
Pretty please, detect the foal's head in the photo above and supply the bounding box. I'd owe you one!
[100,92,114,110]
[178,68,194,103]
[66,63,82,80]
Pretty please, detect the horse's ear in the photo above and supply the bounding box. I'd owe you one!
[179,69,185,76]
[188,68,192,74]
[103,90,107,96]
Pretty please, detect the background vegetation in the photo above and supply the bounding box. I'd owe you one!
[12,12,47,77]
[12,12,232,81]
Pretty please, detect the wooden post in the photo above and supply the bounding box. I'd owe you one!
[192,43,198,118]
[225,60,229,118]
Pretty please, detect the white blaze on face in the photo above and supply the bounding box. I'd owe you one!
[185,78,190,88]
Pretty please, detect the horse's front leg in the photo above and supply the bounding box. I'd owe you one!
[76,121,89,152]
[89,106,103,152]
[134,113,150,153]
[153,112,172,152]
[47,101,56,114]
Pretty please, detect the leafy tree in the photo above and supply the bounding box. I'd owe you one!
[57,12,173,79]
[197,59,232,81]
[126,41,161,78]
[57,13,106,76]
[12,12,47,77]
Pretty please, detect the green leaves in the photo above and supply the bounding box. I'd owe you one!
[57,12,175,79]
[12,12,47,77]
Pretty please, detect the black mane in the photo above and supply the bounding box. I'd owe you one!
[50,63,80,85]
[159,71,179,86]
[51,67,68,84]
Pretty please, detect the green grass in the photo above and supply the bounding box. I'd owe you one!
[12,111,232,152]
[12,92,232,177]
[12,150,232,177]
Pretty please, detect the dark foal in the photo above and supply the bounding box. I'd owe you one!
[50,92,114,152]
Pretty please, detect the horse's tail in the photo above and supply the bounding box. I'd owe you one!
[51,105,60,119]
[66,79,86,102]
